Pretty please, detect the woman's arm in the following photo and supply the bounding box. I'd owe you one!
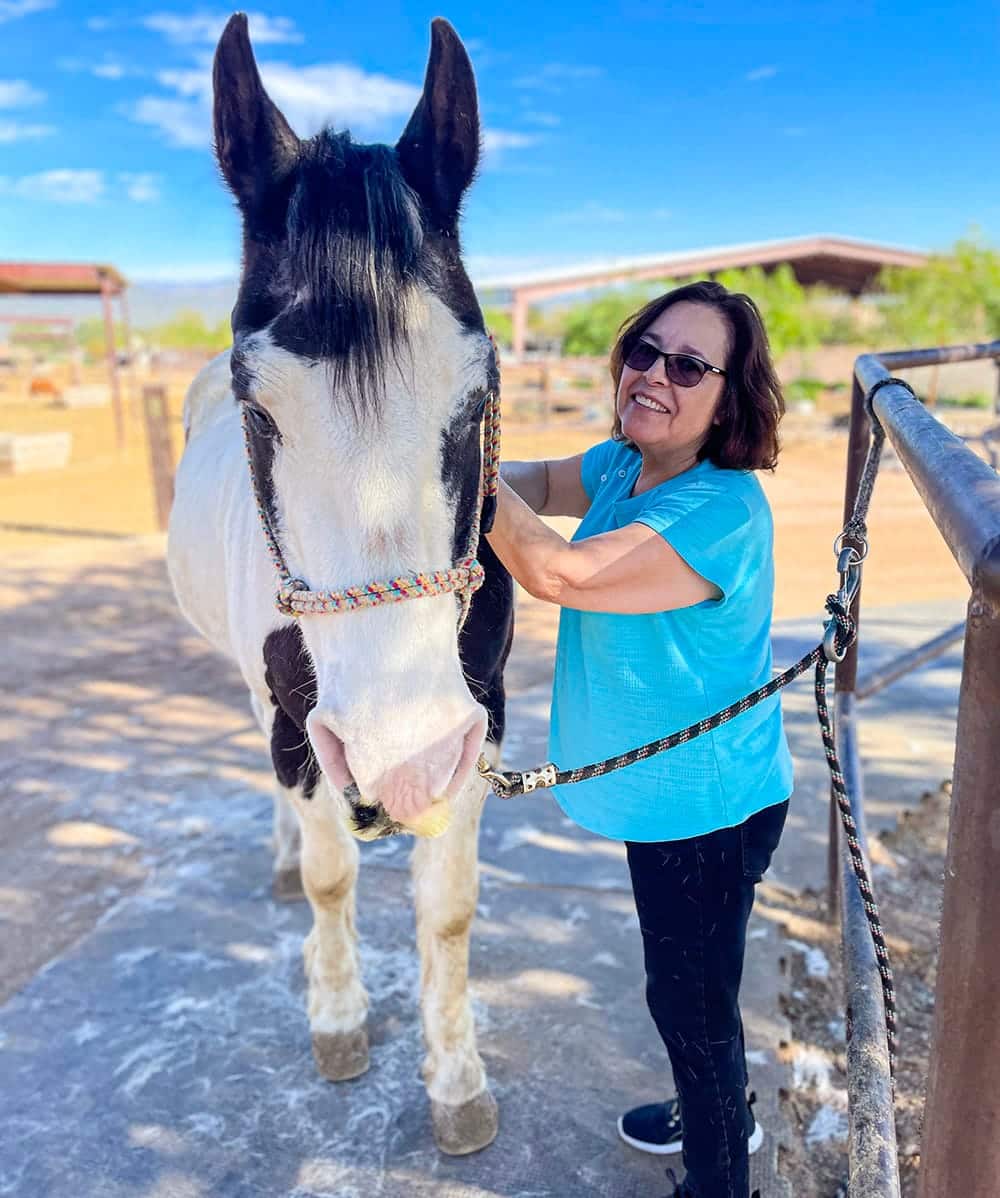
[500,453,590,517]
[486,479,720,614]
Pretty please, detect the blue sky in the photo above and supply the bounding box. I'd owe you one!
[1,0,999,285]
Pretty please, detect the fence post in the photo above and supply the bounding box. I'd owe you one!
[917,587,1000,1198]
[100,274,125,451]
[142,384,175,532]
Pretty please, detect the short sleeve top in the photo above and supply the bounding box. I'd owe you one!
[547,438,794,842]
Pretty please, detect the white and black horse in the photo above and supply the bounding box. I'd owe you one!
[167,15,513,1155]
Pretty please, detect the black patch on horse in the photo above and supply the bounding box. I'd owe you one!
[263,625,320,799]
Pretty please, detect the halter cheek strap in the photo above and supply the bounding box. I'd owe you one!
[242,335,502,630]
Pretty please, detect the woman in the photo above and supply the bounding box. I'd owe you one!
[486,280,792,1198]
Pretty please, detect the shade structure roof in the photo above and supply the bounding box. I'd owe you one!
[0,262,127,296]
[475,234,929,302]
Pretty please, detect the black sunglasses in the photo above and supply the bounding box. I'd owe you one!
[624,338,726,388]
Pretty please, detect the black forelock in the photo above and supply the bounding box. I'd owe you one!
[260,131,424,410]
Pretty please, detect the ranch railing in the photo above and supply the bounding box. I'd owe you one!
[829,339,1000,1197]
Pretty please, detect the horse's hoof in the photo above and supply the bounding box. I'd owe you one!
[431,1089,499,1155]
[312,1028,369,1081]
[272,865,304,901]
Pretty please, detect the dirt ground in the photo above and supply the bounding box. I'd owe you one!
[0,370,974,623]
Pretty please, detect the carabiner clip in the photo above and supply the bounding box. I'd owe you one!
[836,545,863,610]
[476,754,515,798]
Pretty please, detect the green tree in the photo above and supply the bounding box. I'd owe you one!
[877,236,1000,346]
[148,310,231,352]
[876,235,1000,403]
[561,285,663,356]
[714,264,829,359]
[482,306,513,348]
[76,317,127,360]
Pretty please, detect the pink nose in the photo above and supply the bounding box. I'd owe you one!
[307,710,487,823]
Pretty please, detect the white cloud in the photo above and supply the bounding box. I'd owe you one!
[119,172,161,202]
[0,120,54,142]
[513,63,603,91]
[0,79,45,107]
[259,62,420,135]
[133,57,422,146]
[57,57,140,80]
[130,95,207,149]
[0,169,105,203]
[745,65,778,81]
[144,11,303,45]
[482,129,539,153]
[93,62,127,80]
[555,201,627,224]
[521,110,561,127]
[87,16,113,31]
[651,207,672,220]
[0,0,54,24]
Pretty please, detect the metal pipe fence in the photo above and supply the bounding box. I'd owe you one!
[831,340,1000,1197]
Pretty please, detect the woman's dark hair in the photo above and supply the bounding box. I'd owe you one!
[609,280,784,470]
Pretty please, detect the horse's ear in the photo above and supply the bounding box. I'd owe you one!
[396,18,479,232]
[213,13,299,213]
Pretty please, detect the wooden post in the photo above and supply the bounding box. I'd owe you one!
[100,274,125,450]
[119,289,135,422]
[917,591,1000,1198]
[511,291,528,360]
[142,383,175,531]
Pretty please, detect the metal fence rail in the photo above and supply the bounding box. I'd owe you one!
[832,340,1000,1197]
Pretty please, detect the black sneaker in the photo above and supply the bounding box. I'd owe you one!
[618,1092,764,1157]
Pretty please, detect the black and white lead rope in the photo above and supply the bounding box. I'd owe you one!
[478,377,908,1078]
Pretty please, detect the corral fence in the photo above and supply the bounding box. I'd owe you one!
[830,340,1000,1196]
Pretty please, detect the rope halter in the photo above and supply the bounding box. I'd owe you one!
[241,346,501,630]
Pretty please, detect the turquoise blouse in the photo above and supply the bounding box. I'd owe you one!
[547,438,794,842]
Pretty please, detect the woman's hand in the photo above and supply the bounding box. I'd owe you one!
[486,480,720,614]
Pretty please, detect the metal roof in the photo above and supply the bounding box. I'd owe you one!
[473,234,928,296]
[0,261,127,296]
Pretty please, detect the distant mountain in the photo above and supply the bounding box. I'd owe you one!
[0,278,239,332]
[126,279,239,327]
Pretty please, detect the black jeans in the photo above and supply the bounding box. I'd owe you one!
[626,799,788,1198]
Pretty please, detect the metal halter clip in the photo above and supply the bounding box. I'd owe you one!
[476,754,515,798]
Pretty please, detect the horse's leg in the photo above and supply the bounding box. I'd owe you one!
[271,787,304,900]
[297,781,369,1081]
[249,692,303,900]
[411,746,498,1155]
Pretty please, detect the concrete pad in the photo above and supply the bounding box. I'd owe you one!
[5,544,966,1197]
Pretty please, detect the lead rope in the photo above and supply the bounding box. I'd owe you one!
[479,377,909,1079]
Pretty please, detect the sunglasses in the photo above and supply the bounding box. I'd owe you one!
[624,338,726,388]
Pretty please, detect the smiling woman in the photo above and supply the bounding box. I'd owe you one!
[487,279,788,1198]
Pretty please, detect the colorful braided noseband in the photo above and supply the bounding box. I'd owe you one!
[242,334,502,629]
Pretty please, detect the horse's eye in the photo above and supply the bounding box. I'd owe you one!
[244,401,278,436]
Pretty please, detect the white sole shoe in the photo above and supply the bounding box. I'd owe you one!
[616,1117,764,1157]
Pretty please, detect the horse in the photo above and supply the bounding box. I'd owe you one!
[166,14,514,1156]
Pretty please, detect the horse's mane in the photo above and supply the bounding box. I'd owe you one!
[283,130,424,412]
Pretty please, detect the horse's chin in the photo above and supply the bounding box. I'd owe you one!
[345,796,452,841]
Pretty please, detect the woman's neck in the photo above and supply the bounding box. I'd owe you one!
[632,446,701,496]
